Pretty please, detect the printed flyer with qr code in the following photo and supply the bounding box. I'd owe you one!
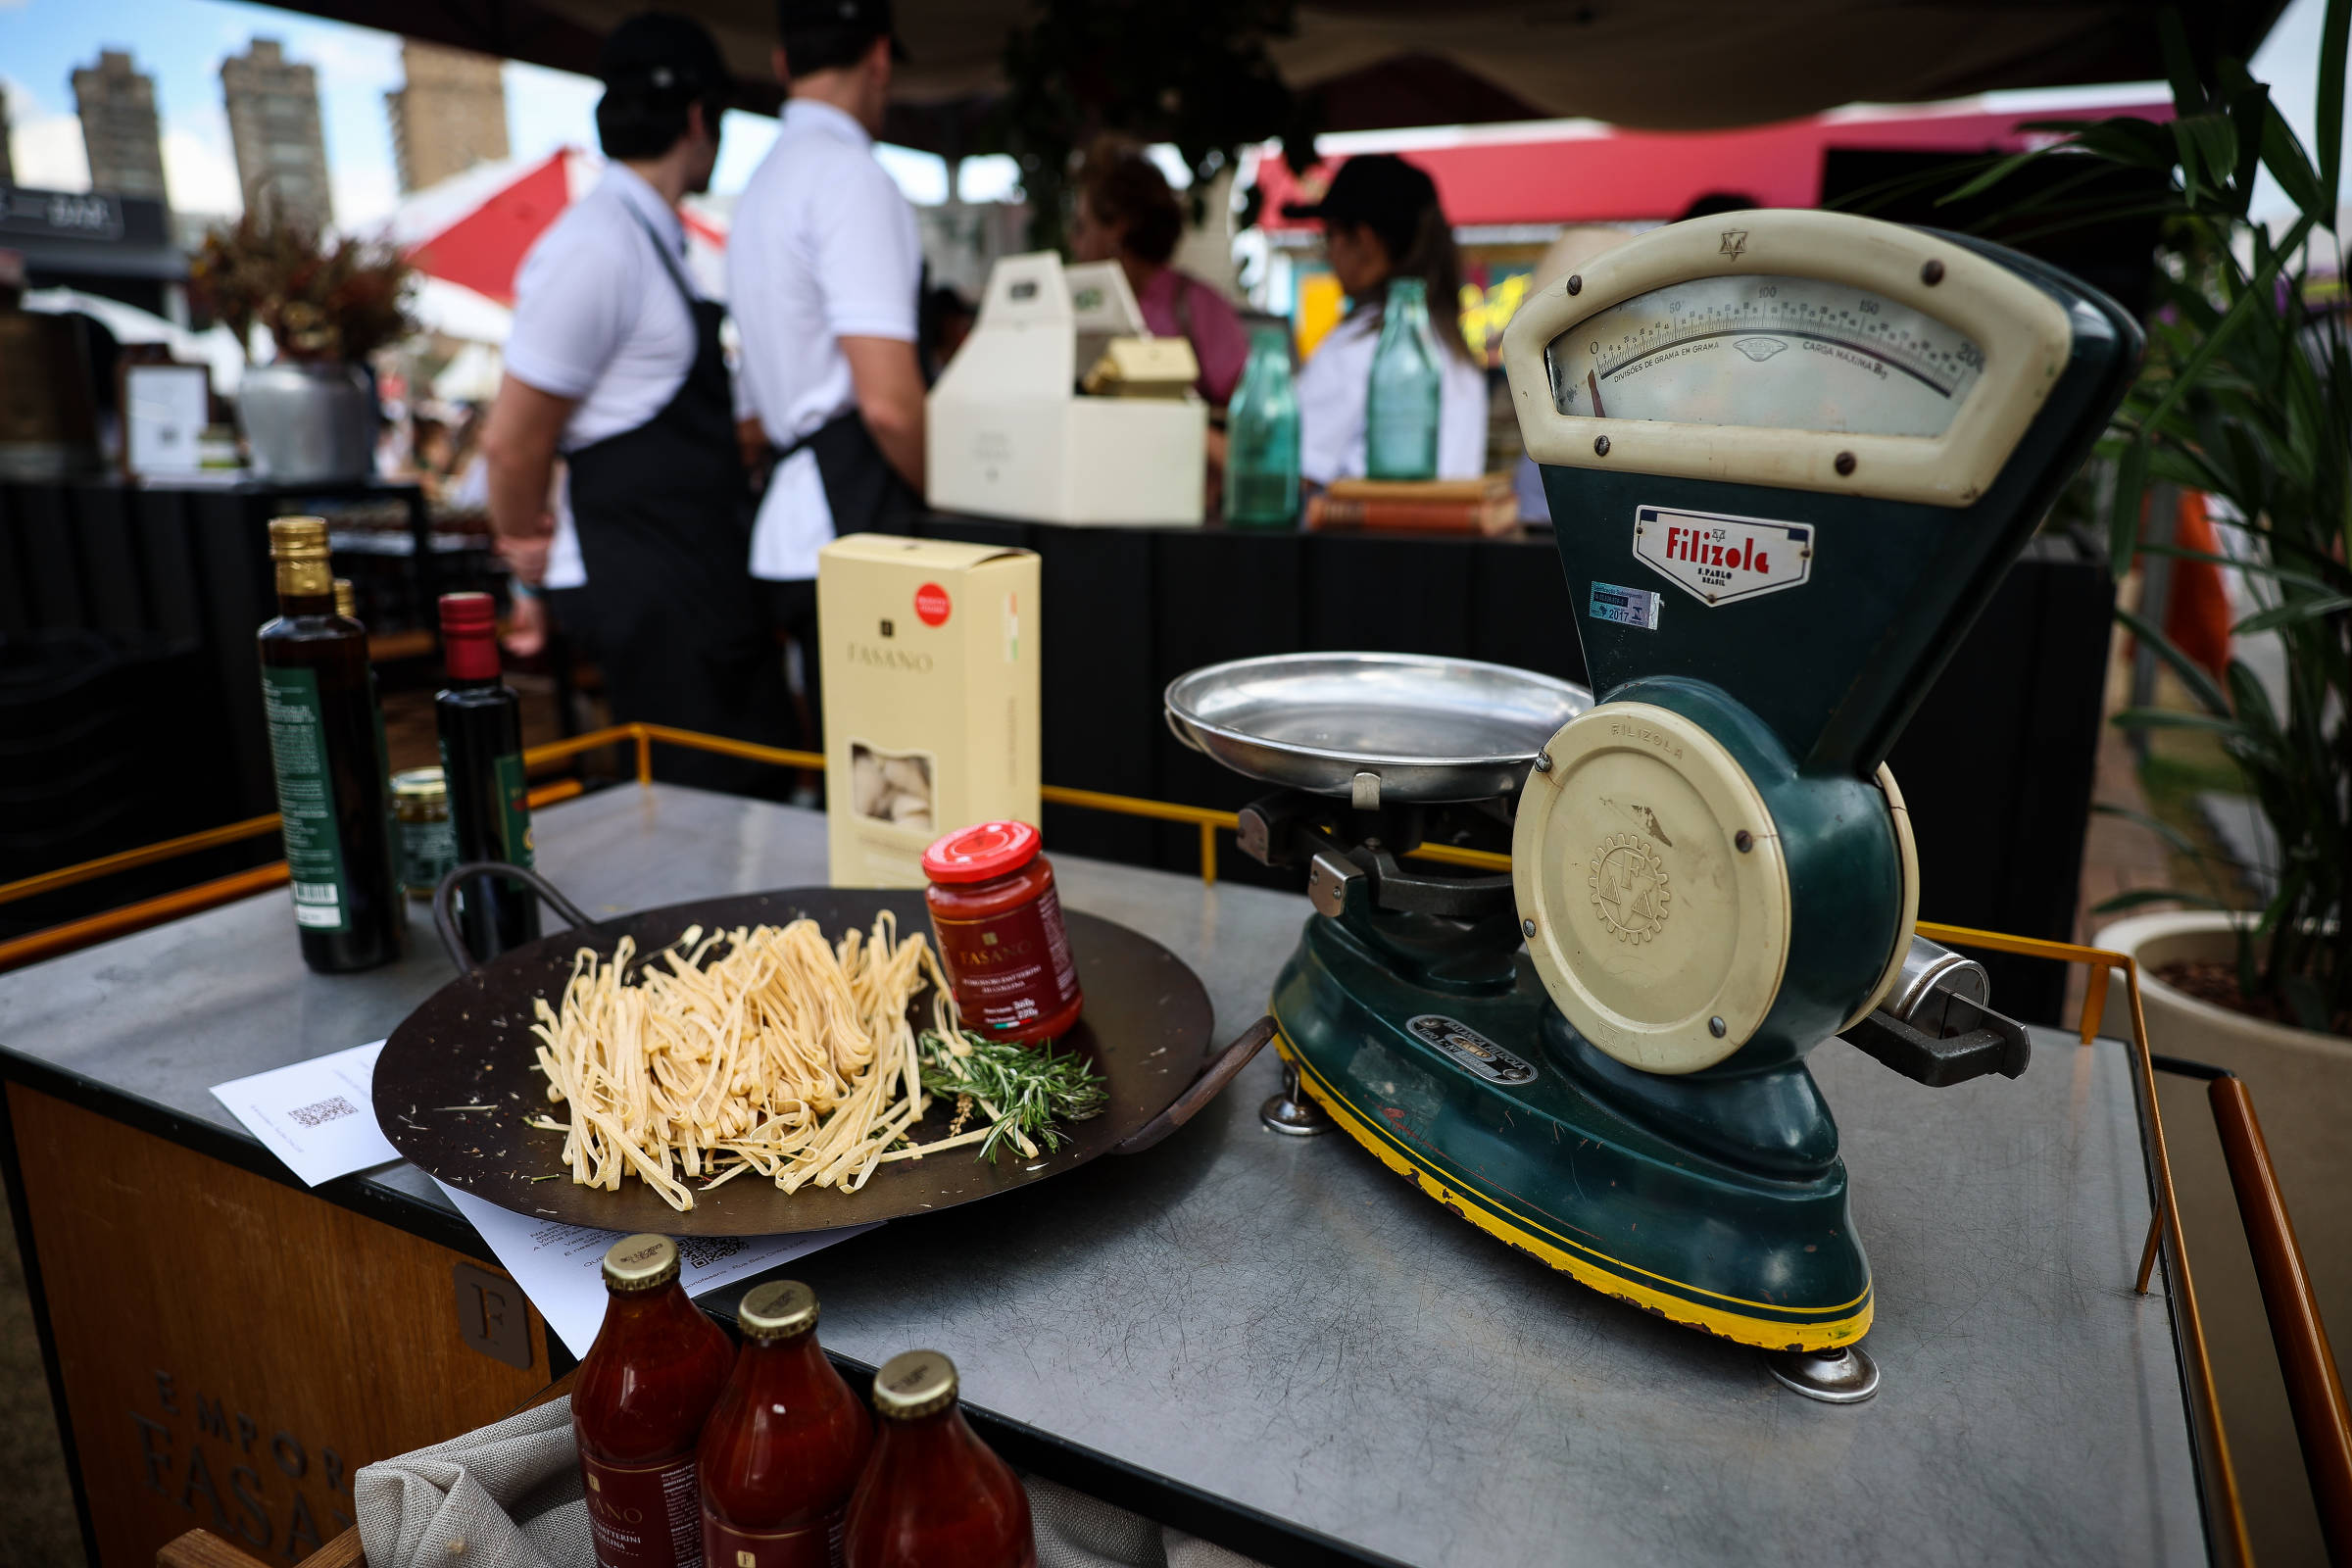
[212,1039,402,1187]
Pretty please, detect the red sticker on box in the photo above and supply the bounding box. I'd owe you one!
[913,583,952,626]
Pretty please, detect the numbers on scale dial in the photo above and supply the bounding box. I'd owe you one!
[1546,274,1986,438]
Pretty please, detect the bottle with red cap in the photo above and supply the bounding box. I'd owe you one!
[436,590,538,958]
[920,821,1083,1043]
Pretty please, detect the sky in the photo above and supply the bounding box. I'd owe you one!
[0,0,2343,232]
[0,0,1017,227]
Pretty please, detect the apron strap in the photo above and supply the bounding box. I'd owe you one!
[622,206,704,317]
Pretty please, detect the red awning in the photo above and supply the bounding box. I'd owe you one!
[1251,93,2176,231]
[392,147,732,308]
[400,150,576,307]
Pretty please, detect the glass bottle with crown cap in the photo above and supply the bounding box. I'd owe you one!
[435,591,539,959]
[700,1280,873,1567]
[842,1350,1033,1568]
[1364,276,1444,480]
[576,1234,736,1568]
[256,516,403,972]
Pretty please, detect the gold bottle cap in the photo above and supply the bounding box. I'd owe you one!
[871,1348,957,1421]
[333,577,357,619]
[601,1234,679,1293]
[737,1280,818,1342]
[268,515,330,559]
[390,766,447,802]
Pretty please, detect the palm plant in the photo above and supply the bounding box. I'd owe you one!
[1959,3,2349,1033]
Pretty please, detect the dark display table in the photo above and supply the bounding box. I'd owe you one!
[0,784,2201,1568]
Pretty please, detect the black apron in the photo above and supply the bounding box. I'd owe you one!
[562,210,790,798]
[756,310,927,766]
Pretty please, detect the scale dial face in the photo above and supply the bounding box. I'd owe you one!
[1545,274,1986,439]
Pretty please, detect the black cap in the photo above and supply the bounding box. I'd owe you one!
[1282,153,1439,225]
[598,12,729,100]
[777,0,908,61]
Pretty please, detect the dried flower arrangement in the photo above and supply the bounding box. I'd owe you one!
[190,210,416,364]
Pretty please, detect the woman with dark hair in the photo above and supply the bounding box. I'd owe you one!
[1068,136,1250,405]
[1284,153,1489,484]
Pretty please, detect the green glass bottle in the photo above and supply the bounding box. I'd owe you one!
[1225,326,1300,528]
[1365,276,1443,480]
[256,518,405,973]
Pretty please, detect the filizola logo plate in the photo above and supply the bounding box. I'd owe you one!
[1634,505,1813,607]
[1406,1015,1538,1085]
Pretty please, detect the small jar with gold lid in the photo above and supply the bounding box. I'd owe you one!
[390,767,457,900]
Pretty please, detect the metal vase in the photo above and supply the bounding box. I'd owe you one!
[238,359,375,482]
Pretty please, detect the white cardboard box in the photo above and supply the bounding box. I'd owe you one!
[820,534,1042,887]
[926,251,1206,527]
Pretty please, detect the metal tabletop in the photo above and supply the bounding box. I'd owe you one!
[0,783,2202,1567]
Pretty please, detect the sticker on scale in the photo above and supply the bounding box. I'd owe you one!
[1589,582,1662,630]
[1633,505,1813,607]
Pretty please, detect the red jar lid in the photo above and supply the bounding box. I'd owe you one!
[922,820,1042,884]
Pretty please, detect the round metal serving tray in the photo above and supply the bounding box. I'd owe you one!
[1164,653,1592,804]
[375,877,1250,1237]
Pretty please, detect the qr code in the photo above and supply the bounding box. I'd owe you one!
[288,1096,359,1128]
[676,1236,745,1271]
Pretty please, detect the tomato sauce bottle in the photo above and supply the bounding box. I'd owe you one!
[921,822,1083,1043]
[842,1350,1034,1568]
[575,1235,735,1568]
[700,1280,873,1567]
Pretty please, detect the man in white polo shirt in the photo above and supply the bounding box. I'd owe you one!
[483,12,787,794]
[730,0,926,756]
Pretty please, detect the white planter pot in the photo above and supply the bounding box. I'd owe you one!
[238,359,375,483]
[2097,909,2350,1564]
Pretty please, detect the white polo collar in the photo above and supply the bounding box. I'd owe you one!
[602,162,685,256]
[782,97,872,150]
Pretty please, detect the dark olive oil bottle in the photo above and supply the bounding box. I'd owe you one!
[435,592,539,960]
[257,516,405,972]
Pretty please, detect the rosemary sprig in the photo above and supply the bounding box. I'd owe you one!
[916,1029,1109,1163]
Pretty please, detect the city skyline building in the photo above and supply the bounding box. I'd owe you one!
[72,50,169,206]
[221,38,333,233]
[0,82,15,187]
[386,40,510,194]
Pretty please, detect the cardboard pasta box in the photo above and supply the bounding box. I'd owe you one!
[819,534,1041,887]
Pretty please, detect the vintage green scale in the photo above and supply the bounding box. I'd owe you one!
[1167,209,2139,1398]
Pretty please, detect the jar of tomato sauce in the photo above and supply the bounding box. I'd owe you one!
[842,1350,1035,1568]
[700,1280,872,1568]
[575,1234,735,1568]
[921,821,1083,1043]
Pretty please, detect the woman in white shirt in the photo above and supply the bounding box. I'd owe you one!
[1285,153,1490,485]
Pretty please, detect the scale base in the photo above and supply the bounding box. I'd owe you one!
[1763,1345,1882,1403]
[1261,1060,1332,1135]
[1273,912,1873,1352]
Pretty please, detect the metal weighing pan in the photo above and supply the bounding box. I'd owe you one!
[374,865,1271,1237]
[1165,652,1592,804]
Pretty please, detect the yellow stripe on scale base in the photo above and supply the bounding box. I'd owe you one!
[1276,1030,1874,1352]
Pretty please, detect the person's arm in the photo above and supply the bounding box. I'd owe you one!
[481,374,577,583]
[841,335,926,494]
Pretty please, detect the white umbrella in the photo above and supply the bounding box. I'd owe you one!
[21,286,249,393]
[409,275,514,345]
[433,340,504,402]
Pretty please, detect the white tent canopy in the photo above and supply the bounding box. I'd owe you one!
[21,287,248,394]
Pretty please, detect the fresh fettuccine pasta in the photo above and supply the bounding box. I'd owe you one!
[527,911,964,1211]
